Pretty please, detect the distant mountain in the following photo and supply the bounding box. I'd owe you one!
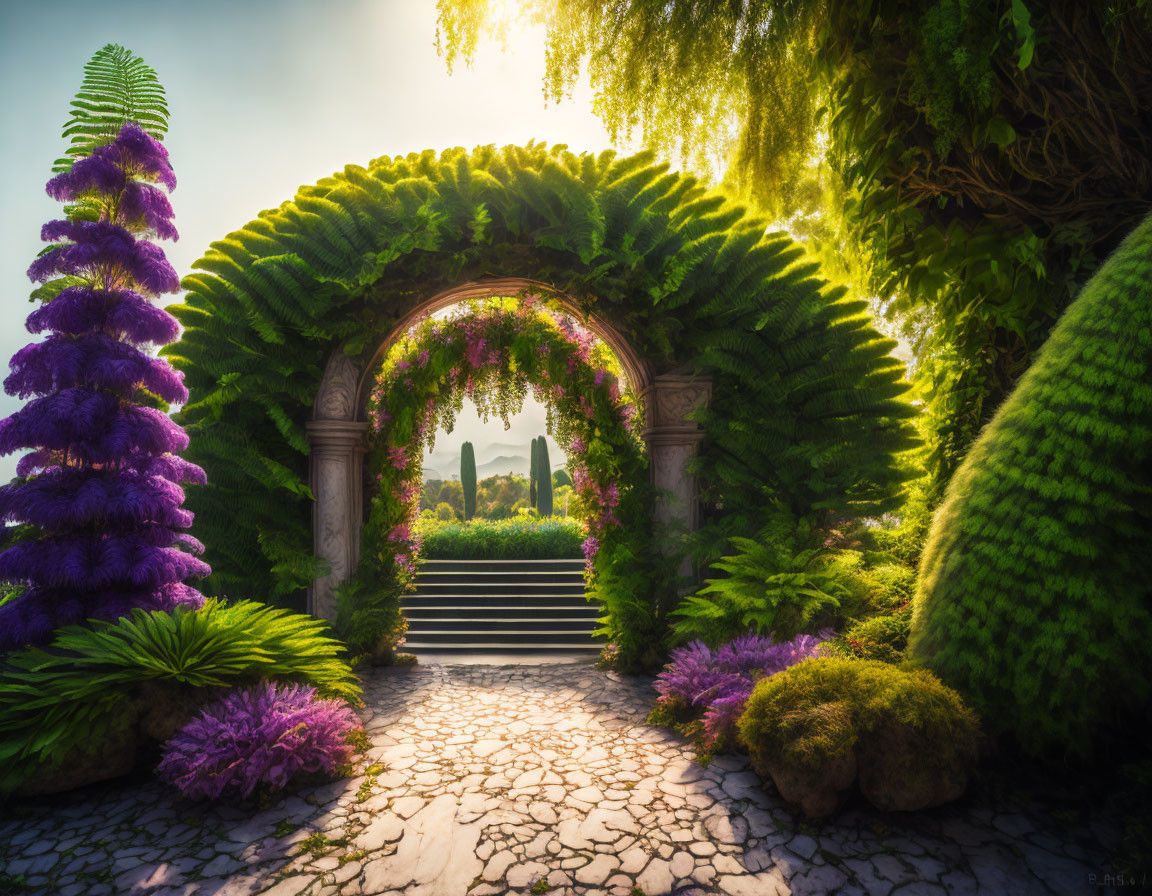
[476,454,530,478]
[422,467,447,482]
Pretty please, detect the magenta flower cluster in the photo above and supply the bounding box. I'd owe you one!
[157,682,361,801]
[654,632,830,747]
[0,124,207,651]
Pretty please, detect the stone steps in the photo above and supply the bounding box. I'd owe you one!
[402,558,600,655]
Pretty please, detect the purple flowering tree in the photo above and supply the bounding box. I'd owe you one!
[0,121,208,651]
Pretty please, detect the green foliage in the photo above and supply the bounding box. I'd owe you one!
[415,515,583,559]
[438,0,1152,487]
[739,657,980,816]
[0,601,359,792]
[910,213,1152,760]
[536,437,554,516]
[333,576,407,659]
[0,582,25,610]
[552,469,573,489]
[169,144,917,614]
[55,43,168,174]
[831,607,913,665]
[673,516,850,644]
[435,502,456,521]
[461,441,477,521]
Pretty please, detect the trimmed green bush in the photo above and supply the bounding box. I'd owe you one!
[739,657,980,817]
[415,516,584,559]
[910,213,1152,759]
[0,600,359,792]
[460,442,477,521]
[537,438,554,517]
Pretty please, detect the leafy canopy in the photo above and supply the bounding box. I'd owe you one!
[437,0,1152,483]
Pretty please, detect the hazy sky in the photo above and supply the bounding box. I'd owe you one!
[0,0,640,482]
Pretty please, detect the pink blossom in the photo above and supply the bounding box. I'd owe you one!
[395,359,410,371]
[537,345,551,356]
[417,350,430,367]
[387,446,407,469]
[594,369,605,385]
[465,337,487,369]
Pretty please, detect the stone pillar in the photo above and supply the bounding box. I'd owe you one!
[307,351,367,622]
[640,374,712,587]
[306,421,368,622]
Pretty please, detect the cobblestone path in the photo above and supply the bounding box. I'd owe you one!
[0,663,1112,895]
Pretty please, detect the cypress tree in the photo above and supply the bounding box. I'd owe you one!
[528,436,538,509]
[910,212,1152,759]
[460,441,477,521]
[537,437,553,517]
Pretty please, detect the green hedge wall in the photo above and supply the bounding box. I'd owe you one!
[910,213,1152,759]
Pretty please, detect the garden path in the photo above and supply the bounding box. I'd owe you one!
[0,663,1113,896]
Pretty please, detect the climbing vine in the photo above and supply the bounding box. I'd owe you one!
[347,296,664,669]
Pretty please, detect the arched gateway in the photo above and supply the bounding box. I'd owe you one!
[169,143,916,665]
[306,277,711,620]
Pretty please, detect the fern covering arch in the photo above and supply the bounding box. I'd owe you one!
[168,144,917,606]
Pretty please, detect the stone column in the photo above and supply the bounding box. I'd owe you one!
[640,373,712,588]
[306,351,367,622]
[306,421,368,622]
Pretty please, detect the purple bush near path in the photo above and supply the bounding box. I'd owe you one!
[157,682,362,801]
[654,631,830,747]
[0,123,207,652]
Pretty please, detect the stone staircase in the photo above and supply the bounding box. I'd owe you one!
[401,558,600,656]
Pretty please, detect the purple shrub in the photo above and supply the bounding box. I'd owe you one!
[157,682,362,801]
[654,631,830,749]
[0,123,207,652]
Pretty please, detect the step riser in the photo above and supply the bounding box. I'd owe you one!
[405,630,600,645]
[405,607,598,620]
[416,576,586,588]
[406,618,597,633]
[417,580,585,594]
[404,597,593,611]
[419,561,585,574]
[415,584,587,593]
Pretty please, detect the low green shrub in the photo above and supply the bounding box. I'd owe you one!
[0,600,359,792]
[831,606,913,664]
[415,516,584,559]
[738,657,980,818]
[334,576,407,660]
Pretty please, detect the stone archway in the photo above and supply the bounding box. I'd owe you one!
[304,278,710,620]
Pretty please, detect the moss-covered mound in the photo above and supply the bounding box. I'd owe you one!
[739,657,980,818]
[909,213,1152,759]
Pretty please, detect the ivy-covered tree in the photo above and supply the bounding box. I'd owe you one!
[536,437,553,517]
[437,0,1152,485]
[0,45,207,652]
[460,441,477,521]
[910,212,1152,759]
